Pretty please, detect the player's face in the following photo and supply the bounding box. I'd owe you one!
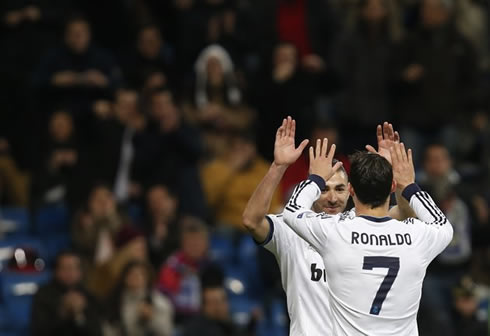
[312,171,349,215]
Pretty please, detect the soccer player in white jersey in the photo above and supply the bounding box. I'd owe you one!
[282,139,454,336]
[242,117,414,335]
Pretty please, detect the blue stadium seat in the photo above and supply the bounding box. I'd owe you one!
[237,235,258,262]
[228,296,261,328]
[34,204,69,235]
[269,298,288,336]
[0,331,17,336]
[0,271,51,330]
[41,233,71,266]
[209,233,234,267]
[236,236,262,298]
[0,304,8,329]
[0,208,29,237]
[0,237,45,272]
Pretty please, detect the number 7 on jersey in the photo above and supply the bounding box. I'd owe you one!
[363,256,400,315]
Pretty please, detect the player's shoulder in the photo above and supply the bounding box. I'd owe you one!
[266,213,284,224]
[399,217,426,226]
[339,208,356,222]
[401,217,417,225]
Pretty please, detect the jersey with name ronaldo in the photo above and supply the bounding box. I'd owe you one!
[282,181,454,336]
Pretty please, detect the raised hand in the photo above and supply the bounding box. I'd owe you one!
[274,116,309,166]
[390,142,415,190]
[309,138,343,182]
[366,122,400,164]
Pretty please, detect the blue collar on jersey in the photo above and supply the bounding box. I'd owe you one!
[359,215,392,223]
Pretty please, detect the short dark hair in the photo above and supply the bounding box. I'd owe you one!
[349,152,393,208]
[65,14,90,30]
[54,250,80,270]
[332,159,348,179]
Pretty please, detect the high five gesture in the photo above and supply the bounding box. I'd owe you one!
[274,116,309,167]
[309,138,343,185]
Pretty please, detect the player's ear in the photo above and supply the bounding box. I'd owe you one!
[348,184,355,197]
[391,179,397,194]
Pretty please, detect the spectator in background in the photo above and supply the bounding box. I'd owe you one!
[31,110,82,207]
[417,144,473,335]
[34,16,121,116]
[104,260,174,336]
[0,137,29,206]
[333,0,401,153]
[171,0,209,77]
[122,25,174,90]
[31,251,103,336]
[71,184,150,300]
[201,131,282,231]
[183,285,251,336]
[185,45,253,160]
[394,0,479,165]
[89,88,146,204]
[418,143,461,187]
[144,184,180,269]
[255,42,312,162]
[204,3,252,67]
[88,224,148,301]
[193,44,242,110]
[454,0,489,69]
[450,275,487,336]
[158,217,214,325]
[0,0,76,86]
[72,184,128,268]
[133,88,207,218]
[253,0,338,73]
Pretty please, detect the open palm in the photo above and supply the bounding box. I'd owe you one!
[274,117,309,166]
[366,122,400,164]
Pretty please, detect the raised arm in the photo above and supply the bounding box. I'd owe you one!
[391,142,453,257]
[242,117,308,243]
[282,138,343,252]
[366,122,416,220]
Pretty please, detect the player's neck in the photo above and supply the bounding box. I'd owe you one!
[354,199,390,218]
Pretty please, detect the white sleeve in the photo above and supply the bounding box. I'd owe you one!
[259,214,295,259]
[402,183,454,262]
[282,176,335,253]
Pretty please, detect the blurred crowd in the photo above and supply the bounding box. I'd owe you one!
[0,0,489,335]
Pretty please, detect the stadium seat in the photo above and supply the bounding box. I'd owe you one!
[0,331,16,336]
[0,271,51,331]
[236,236,262,298]
[0,237,45,272]
[41,233,71,266]
[34,204,69,235]
[0,208,29,237]
[228,296,261,328]
[268,298,288,336]
[0,304,8,329]
[209,233,235,267]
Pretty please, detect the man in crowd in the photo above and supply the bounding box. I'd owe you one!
[31,250,103,336]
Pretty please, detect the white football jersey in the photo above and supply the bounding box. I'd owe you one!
[261,209,354,336]
[283,180,454,336]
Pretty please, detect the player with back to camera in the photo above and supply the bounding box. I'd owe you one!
[282,138,453,335]
[242,117,414,335]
